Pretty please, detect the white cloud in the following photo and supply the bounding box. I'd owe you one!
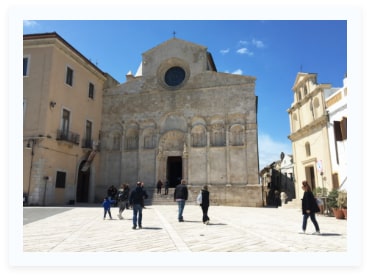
[252,38,265,48]
[258,132,292,170]
[239,40,248,45]
[220,48,230,54]
[236,47,253,56]
[23,20,38,28]
[231,69,243,75]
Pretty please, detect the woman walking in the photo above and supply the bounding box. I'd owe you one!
[301,181,321,234]
[200,185,210,224]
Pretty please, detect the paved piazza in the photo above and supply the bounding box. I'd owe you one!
[21,205,350,254]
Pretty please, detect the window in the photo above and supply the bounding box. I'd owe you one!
[84,120,92,148]
[66,66,74,86]
[55,171,66,188]
[334,120,344,141]
[88,83,94,99]
[164,66,185,87]
[23,57,29,76]
[61,109,70,137]
[305,142,311,157]
[297,90,301,101]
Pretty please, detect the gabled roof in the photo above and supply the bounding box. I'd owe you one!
[23,32,106,78]
[291,72,317,90]
[143,37,207,55]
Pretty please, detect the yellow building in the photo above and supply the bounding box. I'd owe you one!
[288,72,338,201]
[23,32,118,205]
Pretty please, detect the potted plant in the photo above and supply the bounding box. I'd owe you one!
[338,190,347,219]
[327,189,345,219]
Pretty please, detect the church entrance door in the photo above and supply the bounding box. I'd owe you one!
[167,156,182,187]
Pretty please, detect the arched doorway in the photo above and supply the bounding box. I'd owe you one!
[157,130,187,186]
[167,156,182,187]
[76,160,90,202]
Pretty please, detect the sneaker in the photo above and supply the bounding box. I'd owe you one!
[312,231,321,235]
[205,220,210,225]
[132,226,136,230]
[138,225,142,229]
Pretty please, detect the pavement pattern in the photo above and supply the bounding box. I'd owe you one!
[23,205,347,253]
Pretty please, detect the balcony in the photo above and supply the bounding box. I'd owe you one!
[81,138,93,149]
[56,129,80,145]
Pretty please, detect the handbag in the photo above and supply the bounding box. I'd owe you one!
[196,191,202,204]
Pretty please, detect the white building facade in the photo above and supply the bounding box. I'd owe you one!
[326,76,347,190]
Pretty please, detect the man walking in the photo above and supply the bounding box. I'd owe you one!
[129,181,148,229]
[174,179,188,222]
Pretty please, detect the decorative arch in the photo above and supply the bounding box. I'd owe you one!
[191,124,206,147]
[158,130,185,152]
[209,116,225,147]
[230,124,245,146]
[159,113,187,134]
[125,121,139,150]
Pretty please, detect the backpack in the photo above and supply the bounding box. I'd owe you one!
[196,191,202,205]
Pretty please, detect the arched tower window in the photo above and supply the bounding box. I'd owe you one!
[305,142,311,157]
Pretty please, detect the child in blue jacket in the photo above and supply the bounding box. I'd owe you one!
[102,197,113,220]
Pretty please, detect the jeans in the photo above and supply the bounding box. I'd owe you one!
[302,212,320,232]
[104,209,112,219]
[177,200,185,221]
[201,205,209,223]
[132,204,143,227]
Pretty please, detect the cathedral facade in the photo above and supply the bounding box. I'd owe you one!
[98,38,261,206]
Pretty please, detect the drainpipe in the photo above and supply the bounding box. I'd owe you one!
[26,139,35,205]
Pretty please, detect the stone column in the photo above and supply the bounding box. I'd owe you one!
[182,142,188,182]
[226,124,231,185]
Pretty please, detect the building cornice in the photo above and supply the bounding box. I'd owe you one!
[288,114,327,141]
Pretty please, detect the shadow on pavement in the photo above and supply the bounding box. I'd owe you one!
[319,233,342,236]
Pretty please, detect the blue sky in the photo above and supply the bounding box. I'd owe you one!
[23,20,347,169]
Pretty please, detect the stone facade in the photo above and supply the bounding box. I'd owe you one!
[98,38,261,206]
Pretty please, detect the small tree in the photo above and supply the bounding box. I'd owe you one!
[327,189,339,209]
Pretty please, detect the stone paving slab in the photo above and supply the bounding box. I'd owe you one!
[22,205,347,252]
[17,204,360,267]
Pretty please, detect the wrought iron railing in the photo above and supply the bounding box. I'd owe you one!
[56,129,80,145]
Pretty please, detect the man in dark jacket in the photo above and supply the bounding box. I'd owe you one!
[129,181,148,229]
[174,179,188,222]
